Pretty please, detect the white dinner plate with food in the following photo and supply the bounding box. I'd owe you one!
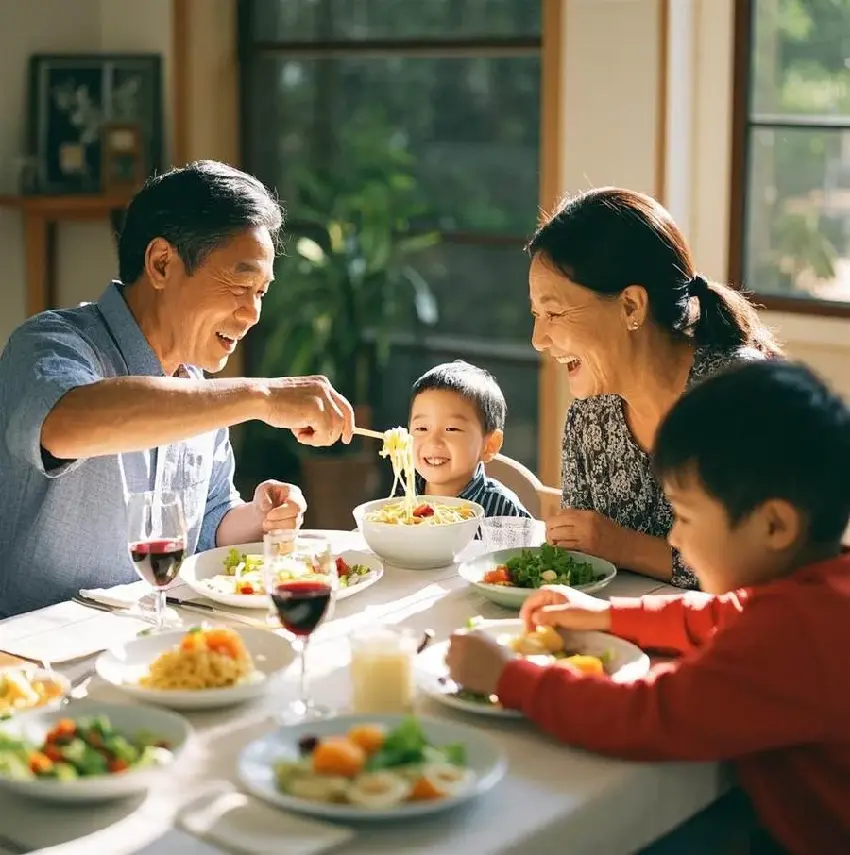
[0,699,191,803]
[96,626,295,711]
[180,541,383,609]
[239,713,506,821]
[0,666,71,719]
[353,495,484,570]
[415,618,650,717]
[458,544,617,609]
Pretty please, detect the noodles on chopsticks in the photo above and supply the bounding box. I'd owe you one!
[364,427,477,526]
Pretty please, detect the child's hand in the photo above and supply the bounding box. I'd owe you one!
[446,629,516,697]
[520,585,612,633]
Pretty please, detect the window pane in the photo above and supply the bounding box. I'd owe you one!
[745,126,850,302]
[250,0,541,43]
[411,241,533,341]
[751,0,850,117]
[245,55,540,236]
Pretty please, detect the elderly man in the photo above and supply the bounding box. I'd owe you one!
[0,160,354,617]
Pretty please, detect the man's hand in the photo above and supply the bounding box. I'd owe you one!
[264,376,354,447]
[253,480,306,532]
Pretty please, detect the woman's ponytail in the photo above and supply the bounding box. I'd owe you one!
[690,276,782,358]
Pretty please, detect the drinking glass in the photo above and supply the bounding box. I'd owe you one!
[126,491,187,631]
[350,626,417,714]
[479,516,545,551]
[264,530,338,723]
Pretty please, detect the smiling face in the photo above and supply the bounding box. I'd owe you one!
[409,389,502,497]
[529,255,644,399]
[145,226,275,374]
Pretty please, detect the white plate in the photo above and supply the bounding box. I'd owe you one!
[416,618,650,717]
[96,627,295,711]
[0,700,191,803]
[0,666,71,718]
[180,542,383,609]
[238,713,506,821]
[458,546,617,609]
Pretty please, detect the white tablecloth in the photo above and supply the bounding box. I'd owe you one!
[0,535,725,854]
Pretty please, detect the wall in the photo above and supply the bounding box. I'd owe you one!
[546,0,850,470]
[0,0,173,345]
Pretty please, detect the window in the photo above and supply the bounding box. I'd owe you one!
[735,0,850,311]
[239,0,542,470]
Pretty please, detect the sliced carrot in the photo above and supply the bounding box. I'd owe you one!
[409,776,442,800]
[29,752,53,775]
[312,738,366,778]
[346,724,385,755]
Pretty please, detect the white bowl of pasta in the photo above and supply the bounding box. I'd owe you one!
[95,626,295,711]
[353,495,485,570]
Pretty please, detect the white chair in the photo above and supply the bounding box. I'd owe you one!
[484,453,562,519]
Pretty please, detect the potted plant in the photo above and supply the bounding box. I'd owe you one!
[248,126,439,527]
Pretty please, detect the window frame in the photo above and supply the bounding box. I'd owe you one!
[728,0,850,318]
[236,0,552,472]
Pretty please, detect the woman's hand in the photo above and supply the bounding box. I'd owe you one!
[545,509,628,566]
[520,586,612,633]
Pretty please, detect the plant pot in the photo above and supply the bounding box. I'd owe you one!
[300,453,382,530]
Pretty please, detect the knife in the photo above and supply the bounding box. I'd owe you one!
[73,593,272,631]
[165,597,273,630]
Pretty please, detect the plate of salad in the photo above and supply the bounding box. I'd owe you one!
[0,700,191,802]
[458,543,616,609]
[180,541,383,609]
[238,714,506,820]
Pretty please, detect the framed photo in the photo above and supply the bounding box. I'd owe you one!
[27,54,162,194]
[101,123,144,192]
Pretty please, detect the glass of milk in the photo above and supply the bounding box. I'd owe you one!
[350,626,418,714]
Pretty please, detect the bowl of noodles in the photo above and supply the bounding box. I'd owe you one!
[353,495,484,570]
[95,627,295,711]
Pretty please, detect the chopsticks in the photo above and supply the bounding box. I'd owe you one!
[353,426,386,441]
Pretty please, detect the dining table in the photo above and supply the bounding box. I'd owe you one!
[0,529,729,855]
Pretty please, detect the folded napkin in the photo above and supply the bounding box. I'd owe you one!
[178,782,354,855]
[0,600,151,663]
[80,581,154,610]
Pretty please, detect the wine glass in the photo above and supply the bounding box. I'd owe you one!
[264,530,338,723]
[126,491,187,631]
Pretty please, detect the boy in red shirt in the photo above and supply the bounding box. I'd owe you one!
[447,361,850,855]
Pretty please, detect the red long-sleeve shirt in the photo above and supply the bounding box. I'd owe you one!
[497,554,850,855]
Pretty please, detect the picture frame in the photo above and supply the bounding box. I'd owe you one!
[27,53,163,195]
[101,123,145,192]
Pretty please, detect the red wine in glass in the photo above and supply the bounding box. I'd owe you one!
[130,539,185,588]
[271,580,332,636]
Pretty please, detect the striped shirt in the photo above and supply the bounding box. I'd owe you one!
[415,463,530,518]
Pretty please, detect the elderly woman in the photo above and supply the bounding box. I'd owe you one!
[529,188,782,588]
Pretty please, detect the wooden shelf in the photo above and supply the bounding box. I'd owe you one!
[0,194,134,317]
[0,193,134,219]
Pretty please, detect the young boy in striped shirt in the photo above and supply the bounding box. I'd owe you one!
[408,361,530,518]
[448,361,850,854]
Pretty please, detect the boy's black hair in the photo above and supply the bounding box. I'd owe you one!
[654,360,850,543]
[410,360,506,434]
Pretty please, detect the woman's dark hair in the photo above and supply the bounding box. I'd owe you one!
[118,160,283,285]
[654,361,850,543]
[526,187,782,357]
